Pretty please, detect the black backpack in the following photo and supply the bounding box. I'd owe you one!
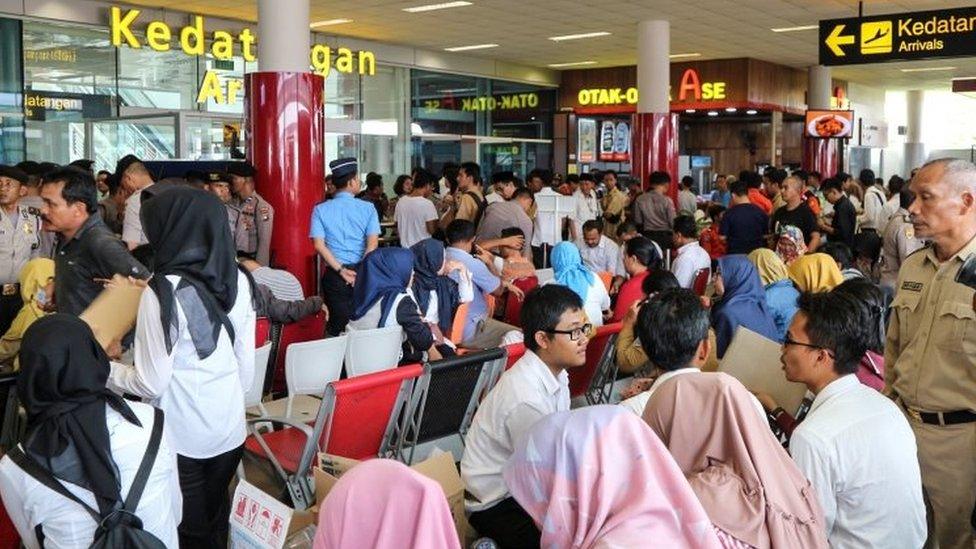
[9,407,167,549]
[462,191,489,228]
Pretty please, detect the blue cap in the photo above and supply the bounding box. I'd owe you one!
[329,157,358,179]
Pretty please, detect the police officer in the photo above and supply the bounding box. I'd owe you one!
[227,162,274,265]
[0,165,44,334]
[310,158,379,336]
[886,158,976,549]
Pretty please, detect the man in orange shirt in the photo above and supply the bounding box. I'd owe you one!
[742,170,772,215]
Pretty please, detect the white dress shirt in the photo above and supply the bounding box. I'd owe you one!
[122,185,153,247]
[789,375,926,549]
[572,189,602,237]
[858,185,888,231]
[577,234,624,277]
[485,192,504,205]
[109,271,255,459]
[0,402,182,549]
[620,368,767,420]
[461,349,569,512]
[671,241,712,289]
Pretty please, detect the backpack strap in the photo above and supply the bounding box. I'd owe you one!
[121,407,164,513]
[7,447,101,522]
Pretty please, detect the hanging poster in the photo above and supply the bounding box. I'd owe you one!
[612,121,630,162]
[578,118,597,163]
[599,121,615,161]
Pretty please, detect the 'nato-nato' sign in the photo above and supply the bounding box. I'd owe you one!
[819,7,976,66]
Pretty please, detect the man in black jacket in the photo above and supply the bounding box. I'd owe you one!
[819,176,856,249]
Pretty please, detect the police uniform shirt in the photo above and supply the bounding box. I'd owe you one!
[231,193,274,265]
[309,192,380,267]
[0,204,43,285]
[886,235,976,412]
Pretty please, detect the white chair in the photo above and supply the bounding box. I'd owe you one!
[344,325,403,376]
[244,342,273,417]
[262,335,348,421]
[535,268,555,284]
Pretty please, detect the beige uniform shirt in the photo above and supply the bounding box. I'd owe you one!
[886,235,976,413]
[601,187,629,240]
[230,193,274,265]
[0,204,43,285]
[455,188,485,224]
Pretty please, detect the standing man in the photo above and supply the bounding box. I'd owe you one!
[40,167,148,316]
[721,179,769,255]
[857,168,887,234]
[632,171,676,254]
[310,158,380,336]
[227,162,275,266]
[486,171,515,205]
[394,169,438,248]
[770,176,822,250]
[879,188,923,293]
[571,173,601,241]
[677,176,697,214]
[117,154,155,250]
[440,162,487,230]
[886,158,976,549]
[709,174,731,208]
[0,165,44,334]
[818,177,856,249]
[600,170,628,241]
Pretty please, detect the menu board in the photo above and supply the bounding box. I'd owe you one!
[612,121,630,162]
[578,118,596,163]
[599,121,615,161]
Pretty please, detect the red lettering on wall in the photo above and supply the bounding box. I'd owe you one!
[678,69,701,101]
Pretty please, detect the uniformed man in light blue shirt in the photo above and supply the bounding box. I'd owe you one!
[310,158,380,335]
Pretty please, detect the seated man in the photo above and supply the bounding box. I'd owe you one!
[238,256,305,300]
[576,219,625,293]
[461,285,589,548]
[782,291,925,548]
[492,227,535,281]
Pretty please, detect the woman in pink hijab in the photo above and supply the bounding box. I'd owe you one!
[314,459,460,549]
[503,405,723,549]
[643,373,828,549]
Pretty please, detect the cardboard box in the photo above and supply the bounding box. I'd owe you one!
[718,326,809,414]
[315,452,467,543]
[79,275,144,349]
[229,480,318,549]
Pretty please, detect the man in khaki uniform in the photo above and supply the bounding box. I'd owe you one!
[0,165,45,334]
[886,158,976,549]
[440,161,486,230]
[601,170,629,242]
[227,162,274,265]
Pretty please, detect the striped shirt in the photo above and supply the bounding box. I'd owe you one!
[251,266,304,301]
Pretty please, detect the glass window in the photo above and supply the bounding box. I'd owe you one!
[411,70,480,136]
[361,65,409,193]
[201,54,246,115]
[118,46,197,110]
[0,18,24,163]
[325,70,360,120]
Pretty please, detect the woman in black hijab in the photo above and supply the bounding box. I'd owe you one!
[107,186,255,548]
[0,314,180,547]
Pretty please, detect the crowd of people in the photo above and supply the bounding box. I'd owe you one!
[0,151,973,549]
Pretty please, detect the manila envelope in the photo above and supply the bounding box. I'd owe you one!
[718,326,808,414]
[79,275,144,349]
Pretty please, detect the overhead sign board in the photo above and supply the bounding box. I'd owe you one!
[819,7,976,66]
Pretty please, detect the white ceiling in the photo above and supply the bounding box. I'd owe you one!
[121,0,976,90]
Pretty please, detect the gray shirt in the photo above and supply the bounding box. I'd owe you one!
[476,201,533,260]
[632,191,676,232]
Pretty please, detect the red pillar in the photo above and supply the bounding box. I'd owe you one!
[631,112,680,204]
[245,71,325,296]
[802,138,840,178]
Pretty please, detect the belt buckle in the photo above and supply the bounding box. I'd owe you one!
[907,407,923,422]
[2,284,15,296]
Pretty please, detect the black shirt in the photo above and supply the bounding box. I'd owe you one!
[720,203,769,255]
[771,202,818,245]
[54,215,150,316]
[830,195,857,248]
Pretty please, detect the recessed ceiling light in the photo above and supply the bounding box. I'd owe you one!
[725,107,737,112]
[900,66,956,73]
[746,109,758,115]
[403,1,472,13]
[685,109,697,113]
[770,25,818,32]
[548,60,597,68]
[444,43,498,52]
[311,18,353,27]
[669,52,701,59]
[707,111,719,116]
[548,31,611,42]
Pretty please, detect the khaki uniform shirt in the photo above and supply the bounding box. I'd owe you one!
[886,235,976,412]
[601,187,629,240]
[0,204,43,285]
[230,193,274,265]
[455,188,485,224]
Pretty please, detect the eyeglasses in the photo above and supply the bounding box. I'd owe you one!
[544,323,592,341]
[783,333,834,356]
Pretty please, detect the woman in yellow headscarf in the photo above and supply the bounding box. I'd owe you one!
[0,258,55,366]
[748,249,800,341]
[787,253,843,293]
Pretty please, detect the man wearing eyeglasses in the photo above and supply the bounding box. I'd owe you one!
[777,291,924,548]
[461,285,589,548]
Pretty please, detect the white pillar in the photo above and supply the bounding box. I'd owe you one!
[257,0,310,73]
[807,65,832,110]
[904,89,926,173]
[636,20,670,114]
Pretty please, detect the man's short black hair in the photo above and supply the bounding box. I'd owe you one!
[334,169,358,189]
[673,215,697,238]
[624,236,661,269]
[500,226,524,239]
[796,291,868,375]
[603,169,617,178]
[565,173,580,184]
[706,204,726,221]
[730,178,750,196]
[96,169,110,178]
[582,219,603,234]
[819,242,854,269]
[648,171,671,186]
[511,187,533,202]
[365,172,383,190]
[820,176,843,194]
[527,168,549,185]
[833,278,886,353]
[858,169,876,186]
[641,269,680,296]
[770,168,787,185]
[837,171,852,183]
[412,168,435,189]
[899,188,915,210]
[491,171,514,185]
[681,175,694,188]
[888,175,906,195]
[808,171,822,180]
[459,161,482,184]
[793,169,808,182]
[616,221,637,238]
[521,285,583,352]
[446,219,476,244]
[41,167,98,214]
[738,170,761,188]
[636,288,709,371]
[579,172,595,183]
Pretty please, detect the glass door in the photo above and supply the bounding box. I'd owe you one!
[85,113,178,171]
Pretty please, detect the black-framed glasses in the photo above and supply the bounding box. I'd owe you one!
[544,323,592,341]
[783,333,834,356]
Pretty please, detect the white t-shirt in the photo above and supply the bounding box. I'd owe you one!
[0,402,182,549]
[122,186,152,247]
[109,271,255,459]
[671,241,712,289]
[395,196,438,249]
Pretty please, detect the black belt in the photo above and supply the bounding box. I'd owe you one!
[903,402,976,426]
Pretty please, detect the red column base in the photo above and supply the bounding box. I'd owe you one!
[631,112,679,204]
[245,71,325,296]
[802,138,840,179]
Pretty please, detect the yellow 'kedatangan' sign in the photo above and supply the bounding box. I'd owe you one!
[109,6,376,104]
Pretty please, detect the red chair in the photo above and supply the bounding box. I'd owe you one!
[244,363,424,509]
[692,268,711,297]
[255,317,271,347]
[568,323,622,402]
[503,276,539,327]
[504,342,526,371]
[271,312,327,392]
[0,500,18,549]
